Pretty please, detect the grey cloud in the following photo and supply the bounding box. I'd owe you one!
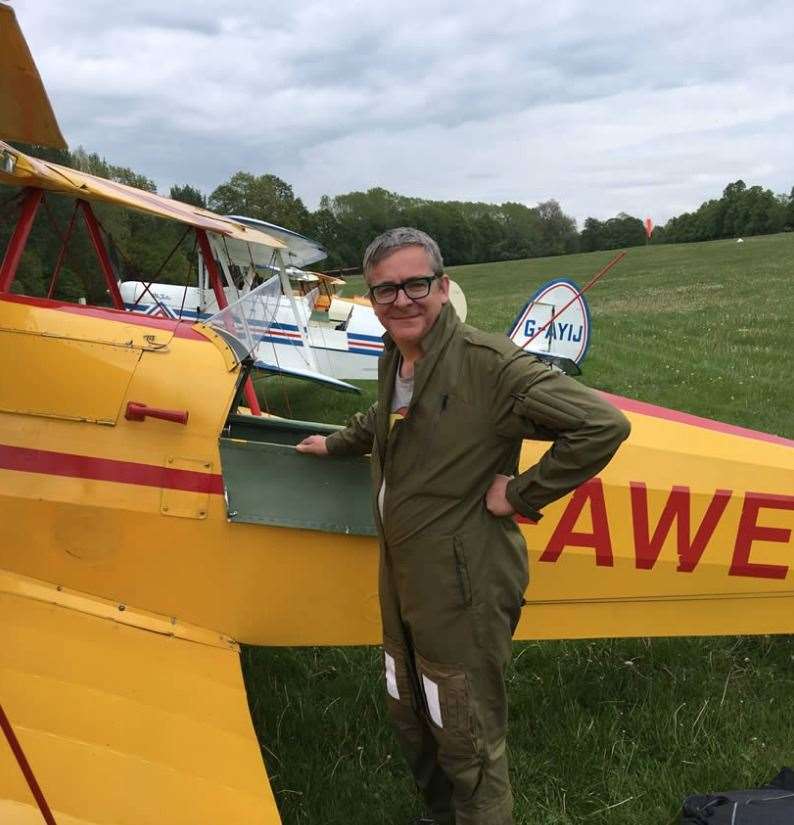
[11,0,794,226]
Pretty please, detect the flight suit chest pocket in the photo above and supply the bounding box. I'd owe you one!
[424,393,489,455]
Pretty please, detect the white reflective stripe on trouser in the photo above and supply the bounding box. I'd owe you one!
[385,652,400,700]
[422,674,443,728]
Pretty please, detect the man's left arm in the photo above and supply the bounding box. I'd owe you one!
[494,354,631,521]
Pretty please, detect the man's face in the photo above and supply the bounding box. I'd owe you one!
[368,245,449,348]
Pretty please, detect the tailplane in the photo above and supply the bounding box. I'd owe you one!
[507,277,591,375]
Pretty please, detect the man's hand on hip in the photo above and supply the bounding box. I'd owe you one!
[485,474,516,517]
[295,435,329,455]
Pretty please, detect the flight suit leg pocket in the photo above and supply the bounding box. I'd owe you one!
[415,652,480,756]
[416,652,486,804]
[383,636,423,750]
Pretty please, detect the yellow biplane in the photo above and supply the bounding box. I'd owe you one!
[1,5,792,823]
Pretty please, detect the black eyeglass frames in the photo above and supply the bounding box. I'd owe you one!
[369,274,440,305]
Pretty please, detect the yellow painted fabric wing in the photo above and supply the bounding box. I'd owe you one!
[0,575,281,825]
[0,5,66,149]
[0,139,286,252]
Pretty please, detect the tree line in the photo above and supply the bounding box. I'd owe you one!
[202,172,794,266]
[2,141,793,303]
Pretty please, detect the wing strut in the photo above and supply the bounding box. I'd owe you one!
[196,227,263,415]
[0,188,43,291]
[0,703,58,824]
[0,189,126,311]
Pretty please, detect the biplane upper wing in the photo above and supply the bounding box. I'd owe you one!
[0,571,282,825]
[227,215,329,268]
[0,5,66,150]
[0,139,287,258]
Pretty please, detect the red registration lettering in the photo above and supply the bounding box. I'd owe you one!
[540,478,613,567]
[729,493,794,579]
[630,483,732,572]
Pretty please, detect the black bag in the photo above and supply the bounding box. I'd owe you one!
[681,768,794,824]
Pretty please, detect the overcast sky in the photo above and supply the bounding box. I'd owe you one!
[15,0,794,225]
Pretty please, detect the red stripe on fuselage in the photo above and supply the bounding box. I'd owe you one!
[602,392,794,448]
[0,444,224,494]
[0,294,208,341]
[348,340,383,350]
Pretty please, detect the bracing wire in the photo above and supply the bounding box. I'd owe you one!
[220,235,242,302]
[264,249,292,418]
[46,201,79,298]
[307,273,335,376]
[177,234,197,320]
[125,224,191,312]
[0,190,24,224]
[92,213,181,316]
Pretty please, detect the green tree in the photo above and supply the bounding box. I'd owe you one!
[208,171,310,232]
[536,199,579,255]
[600,213,646,249]
[170,184,206,208]
[787,187,794,230]
[579,217,603,252]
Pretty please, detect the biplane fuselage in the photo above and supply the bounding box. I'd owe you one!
[1,288,793,648]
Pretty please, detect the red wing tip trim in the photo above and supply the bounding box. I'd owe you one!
[0,293,208,341]
[0,444,224,494]
[602,392,794,448]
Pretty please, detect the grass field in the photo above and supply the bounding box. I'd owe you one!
[244,233,794,824]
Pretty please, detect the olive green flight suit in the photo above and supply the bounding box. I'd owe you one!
[326,303,630,825]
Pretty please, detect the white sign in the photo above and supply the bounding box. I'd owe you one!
[507,278,592,365]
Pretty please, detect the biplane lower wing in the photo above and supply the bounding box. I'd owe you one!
[0,571,281,825]
[253,359,361,394]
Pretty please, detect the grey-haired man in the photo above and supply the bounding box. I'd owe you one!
[297,228,630,825]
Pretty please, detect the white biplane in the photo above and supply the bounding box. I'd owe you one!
[118,223,386,386]
[120,214,470,385]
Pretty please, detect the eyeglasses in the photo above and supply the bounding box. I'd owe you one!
[369,275,440,305]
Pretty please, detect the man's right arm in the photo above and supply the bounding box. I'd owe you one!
[494,354,631,521]
[295,403,378,457]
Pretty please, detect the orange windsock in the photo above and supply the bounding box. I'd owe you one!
[644,217,654,239]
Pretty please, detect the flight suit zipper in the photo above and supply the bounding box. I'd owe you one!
[453,538,472,608]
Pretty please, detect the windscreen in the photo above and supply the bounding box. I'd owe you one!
[204,274,283,362]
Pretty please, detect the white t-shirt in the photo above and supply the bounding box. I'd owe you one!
[377,364,414,519]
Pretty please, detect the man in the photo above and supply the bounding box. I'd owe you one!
[296,228,630,825]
